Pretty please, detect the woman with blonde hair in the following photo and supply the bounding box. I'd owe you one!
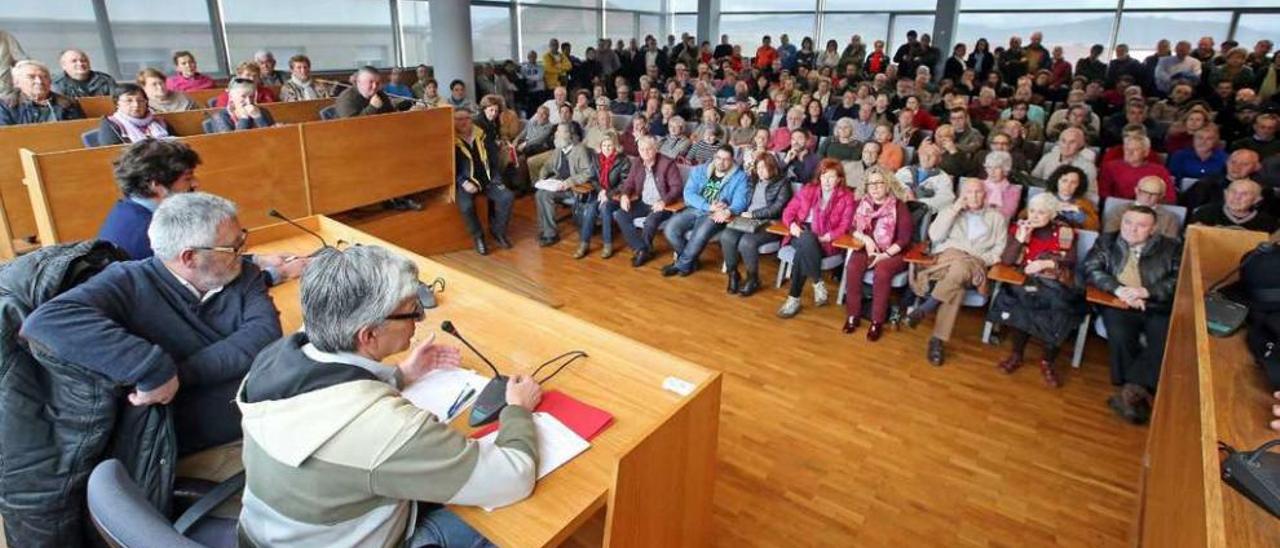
[841,167,913,340]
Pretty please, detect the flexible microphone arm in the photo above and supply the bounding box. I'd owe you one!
[267,209,330,252]
[440,321,502,378]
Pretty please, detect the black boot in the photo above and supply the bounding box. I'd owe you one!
[738,271,761,297]
[726,269,741,294]
[473,237,489,255]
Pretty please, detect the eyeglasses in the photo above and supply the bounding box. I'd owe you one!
[190,229,249,256]
[385,302,425,323]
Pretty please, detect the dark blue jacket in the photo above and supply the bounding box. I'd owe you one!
[21,257,282,391]
[97,199,155,259]
[0,91,84,126]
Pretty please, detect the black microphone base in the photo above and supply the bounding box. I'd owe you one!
[468,375,509,427]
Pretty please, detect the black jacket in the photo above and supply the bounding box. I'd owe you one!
[1083,232,1182,313]
[0,241,177,547]
[745,174,794,220]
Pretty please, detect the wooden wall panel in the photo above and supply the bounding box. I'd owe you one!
[302,108,456,214]
[0,119,100,254]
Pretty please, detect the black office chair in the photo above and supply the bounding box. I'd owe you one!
[319,105,338,120]
[87,459,241,548]
[81,129,102,148]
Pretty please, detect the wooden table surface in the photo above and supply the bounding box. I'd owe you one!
[246,216,719,548]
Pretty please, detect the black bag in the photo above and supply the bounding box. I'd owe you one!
[1207,242,1278,337]
[1220,439,1280,518]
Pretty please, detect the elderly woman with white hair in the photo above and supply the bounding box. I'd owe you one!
[658,115,693,159]
[819,117,863,163]
[977,150,1023,220]
[207,79,276,133]
[986,192,1085,388]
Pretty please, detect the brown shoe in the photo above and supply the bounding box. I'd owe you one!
[997,353,1023,374]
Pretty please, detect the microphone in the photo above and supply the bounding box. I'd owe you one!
[440,320,508,426]
[267,209,329,253]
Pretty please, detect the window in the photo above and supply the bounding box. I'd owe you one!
[607,0,661,10]
[888,15,933,51]
[0,1,108,76]
[960,0,1119,9]
[520,6,600,59]
[606,11,637,42]
[1234,14,1280,50]
[722,0,817,13]
[827,0,936,8]
[400,1,432,66]
[1117,11,1232,61]
[472,6,513,63]
[108,0,220,77]
[522,0,596,7]
[1124,0,1280,7]
[720,13,816,50]
[222,0,394,70]
[956,12,1113,64]
[820,14,889,48]
[639,14,662,42]
[673,14,697,40]
[671,0,698,12]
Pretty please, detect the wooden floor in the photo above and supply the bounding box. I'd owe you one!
[0,200,1147,548]
[438,201,1148,547]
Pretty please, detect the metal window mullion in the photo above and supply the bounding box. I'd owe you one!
[390,0,405,67]
[600,0,607,40]
[1106,0,1124,62]
[91,0,121,79]
[513,0,524,63]
[207,0,231,76]
[1227,10,1242,44]
[813,0,824,42]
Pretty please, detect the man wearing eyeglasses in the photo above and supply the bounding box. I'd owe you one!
[1102,176,1183,239]
[236,244,542,548]
[22,192,284,457]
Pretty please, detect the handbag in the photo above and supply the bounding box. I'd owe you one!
[1219,439,1280,518]
[727,217,768,233]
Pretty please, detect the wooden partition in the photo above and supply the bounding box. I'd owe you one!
[21,108,452,249]
[79,96,114,118]
[22,125,309,245]
[186,89,222,108]
[301,107,455,214]
[1137,226,1279,547]
[0,98,336,258]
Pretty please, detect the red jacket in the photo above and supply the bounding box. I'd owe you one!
[1098,160,1175,203]
[782,183,855,256]
[755,46,778,70]
[620,154,684,205]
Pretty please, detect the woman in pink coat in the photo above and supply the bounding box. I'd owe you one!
[777,158,855,319]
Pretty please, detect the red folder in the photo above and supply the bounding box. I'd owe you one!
[470,390,613,441]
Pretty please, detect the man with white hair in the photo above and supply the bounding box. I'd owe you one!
[52,48,116,99]
[0,60,84,125]
[1032,127,1098,194]
[253,49,289,87]
[1188,178,1279,232]
[22,192,284,455]
[1098,134,1174,203]
[236,245,542,547]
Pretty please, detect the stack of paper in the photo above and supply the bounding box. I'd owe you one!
[479,412,591,511]
[401,368,491,421]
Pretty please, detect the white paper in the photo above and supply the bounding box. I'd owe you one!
[533,178,565,192]
[401,368,491,421]
[480,413,590,511]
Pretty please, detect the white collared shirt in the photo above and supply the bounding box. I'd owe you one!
[301,342,403,389]
[163,264,224,304]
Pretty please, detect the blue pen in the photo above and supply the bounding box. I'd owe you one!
[446,387,476,419]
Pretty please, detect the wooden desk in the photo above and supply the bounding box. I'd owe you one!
[765,221,863,250]
[1138,226,1279,547]
[247,216,721,548]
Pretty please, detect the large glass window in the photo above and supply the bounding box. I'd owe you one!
[522,0,596,7]
[1116,11,1232,60]
[820,14,890,48]
[1124,0,1280,7]
[888,15,933,50]
[606,11,637,42]
[638,14,662,42]
[400,1,432,66]
[1234,14,1280,50]
[827,0,936,8]
[722,0,817,13]
[520,6,600,59]
[607,0,661,9]
[222,0,393,70]
[108,0,220,77]
[673,14,697,40]
[960,0,1118,9]
[720,14,816,50]
[0,1,107,76]
[956,12,1113,64]
[472,6,513,63]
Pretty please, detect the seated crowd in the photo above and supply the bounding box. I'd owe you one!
[2,25,1280,548]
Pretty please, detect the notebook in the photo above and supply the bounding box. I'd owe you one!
[400,368,491,421]
[479,412,590,512]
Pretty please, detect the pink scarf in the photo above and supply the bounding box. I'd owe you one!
[854,195,898,249]
[108,112,170,142]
